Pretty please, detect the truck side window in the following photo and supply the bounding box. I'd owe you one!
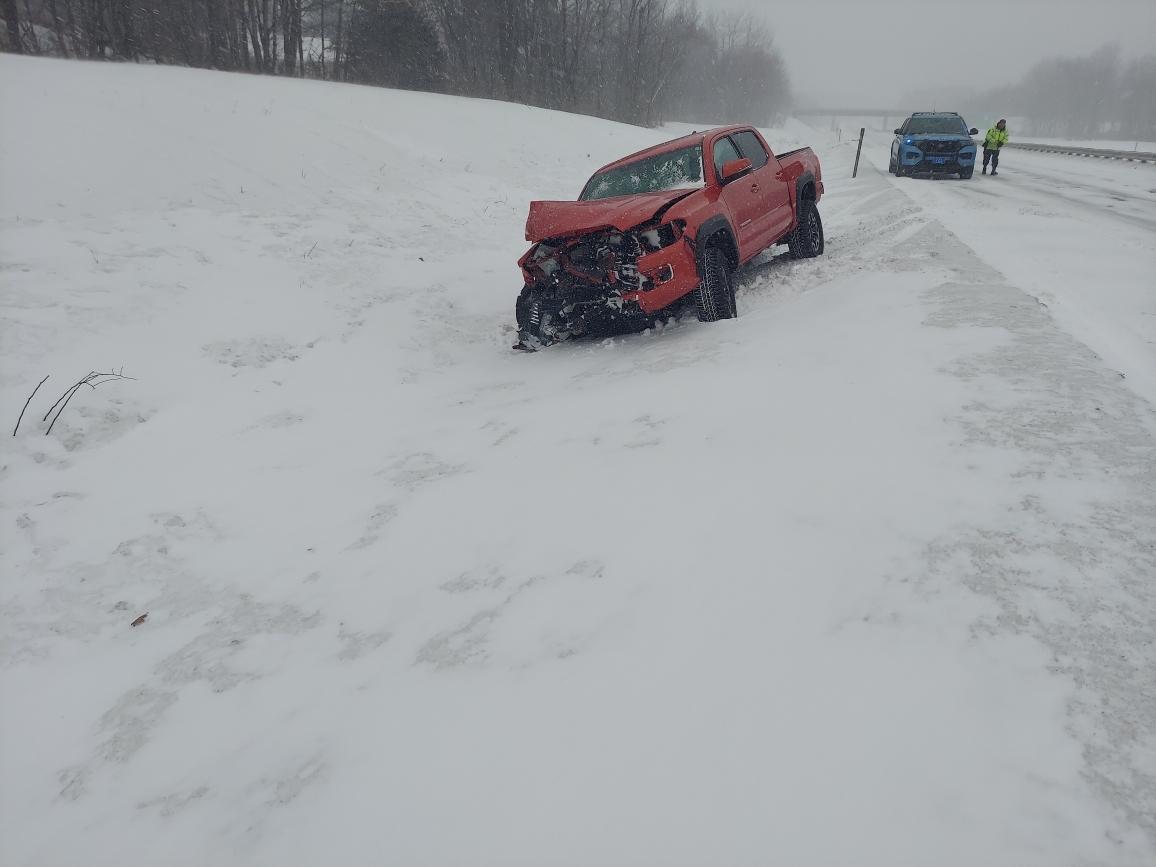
[732,131,770,169]
[712,136,742,179]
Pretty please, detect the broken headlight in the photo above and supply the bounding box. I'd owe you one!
[637,220,685,252]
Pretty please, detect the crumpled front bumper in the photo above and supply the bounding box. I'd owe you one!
[619,236,702,314]
[514,226,705,350]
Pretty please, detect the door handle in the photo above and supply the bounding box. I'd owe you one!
[750,183,760,192]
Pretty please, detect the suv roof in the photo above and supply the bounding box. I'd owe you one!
[911,111,961,117]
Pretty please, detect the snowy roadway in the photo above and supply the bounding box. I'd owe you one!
[868,137,1156,406]
[1,57,1154,866]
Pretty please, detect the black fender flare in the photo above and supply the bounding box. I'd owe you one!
[794,172,818,219]
[692,215,739,275]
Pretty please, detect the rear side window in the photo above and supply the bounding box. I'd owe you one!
[712,136,742,178]
[732,130,770,169]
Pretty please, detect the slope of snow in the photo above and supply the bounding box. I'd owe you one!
[2,57,1155,867]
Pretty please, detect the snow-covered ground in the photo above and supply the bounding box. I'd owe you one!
[2,56,1154,867]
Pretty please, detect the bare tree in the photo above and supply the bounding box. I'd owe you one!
[4,0,794,129]
[3,0,26,52]
[964,44,1156,141]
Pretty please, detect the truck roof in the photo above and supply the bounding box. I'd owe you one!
[593,125,753,175]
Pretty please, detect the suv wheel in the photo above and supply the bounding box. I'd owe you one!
[787,200,825,259]
[695,246,737,322]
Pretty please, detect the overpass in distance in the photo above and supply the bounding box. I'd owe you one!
[793,108,915,133]
[795,109,911,117]
[793,108,937,132]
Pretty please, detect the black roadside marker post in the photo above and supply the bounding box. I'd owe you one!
[852,127,865,177]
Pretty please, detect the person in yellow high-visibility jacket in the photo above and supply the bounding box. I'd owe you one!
[983,119,1009,175]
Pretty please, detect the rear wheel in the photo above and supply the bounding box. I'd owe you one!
[695,246,736,322]
[787,200,825,259]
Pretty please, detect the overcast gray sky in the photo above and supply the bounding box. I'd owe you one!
[703,0,1156,107]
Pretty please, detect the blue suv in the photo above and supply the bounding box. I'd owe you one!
[890,112,980,179]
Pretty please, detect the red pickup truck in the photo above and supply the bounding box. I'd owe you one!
[514,125,824,349]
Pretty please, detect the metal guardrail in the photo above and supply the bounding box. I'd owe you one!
[1007,142,1156,163]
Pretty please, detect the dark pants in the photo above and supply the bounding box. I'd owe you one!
[983,147,1000,171]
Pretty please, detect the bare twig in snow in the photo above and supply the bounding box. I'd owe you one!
[13,375,49,436]
[42,369,137,436]
[41,374,90,423]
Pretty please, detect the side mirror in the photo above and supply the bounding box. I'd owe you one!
[894,128,903,135]
[720,157,753,183]
[969,128,979,135]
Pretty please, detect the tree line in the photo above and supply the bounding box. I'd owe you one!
[963,45,1156,142]
[1,0,791,127]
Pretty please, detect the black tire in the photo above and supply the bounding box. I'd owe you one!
[959,166,974,179]
[695,246,736,322]
[888,150,897,174]
[787,200,825,259]
[515,285,534,329]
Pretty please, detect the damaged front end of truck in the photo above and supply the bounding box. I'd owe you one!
[513,191,701,351]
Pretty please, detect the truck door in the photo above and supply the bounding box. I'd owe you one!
[712,135,763,256]
[731,129,792,245]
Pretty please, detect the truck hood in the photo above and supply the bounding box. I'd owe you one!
[525,189,697,242]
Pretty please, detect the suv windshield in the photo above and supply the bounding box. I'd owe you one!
[905,116,969,135]
[580,145,704,201]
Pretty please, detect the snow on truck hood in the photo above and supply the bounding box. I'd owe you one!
[525,189,696,242]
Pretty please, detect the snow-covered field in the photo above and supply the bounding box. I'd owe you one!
[2,56,1154,867]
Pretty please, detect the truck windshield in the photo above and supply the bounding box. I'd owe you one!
[906,116,969,135]
[580,145,705,201]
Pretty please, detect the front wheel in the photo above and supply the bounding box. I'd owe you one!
[787,200,825,259]
[695,246,737,322]
[888,150,897,174]
[959,166,974,179]
[515,285,533,329]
